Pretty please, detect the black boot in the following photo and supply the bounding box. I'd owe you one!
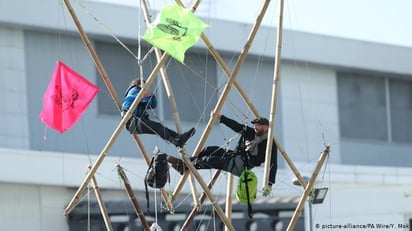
[166,155,186,175]
[175,128,196,148]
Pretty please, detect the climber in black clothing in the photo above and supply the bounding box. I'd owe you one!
[166,114,278,188]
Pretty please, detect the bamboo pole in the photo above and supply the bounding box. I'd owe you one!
[181,155,235,231]
[139,0,201,212]
[62,0,119,109]
[62,0,174,213]
[175,0,204,210]
[116,164,151,231]
[175,0,308,191]
[181,170,222,230]
[287,145,330,231]
[263,0,284,192]
[89,166,114,231]
[139,0,183,133]
[172,0,271,200]
[64,52,169,216]
[139,0,201,208]
[224,174,234,231]
[60,1,149,166]
[199,30,308,188]
[156,2,309,230]
[61,0,150,161]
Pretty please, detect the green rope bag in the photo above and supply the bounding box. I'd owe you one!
[236,169,258,204]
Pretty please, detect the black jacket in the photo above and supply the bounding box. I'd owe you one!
[220,115,278,185]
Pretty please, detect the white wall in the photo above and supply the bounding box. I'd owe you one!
[0,27,29,149]
[0,184,72,231]
[0,148,159,231]
[280,62,341,163]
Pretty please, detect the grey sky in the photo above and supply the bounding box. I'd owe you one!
[92,0,411,47]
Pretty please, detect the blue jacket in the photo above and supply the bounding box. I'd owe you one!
[121,86,157,118]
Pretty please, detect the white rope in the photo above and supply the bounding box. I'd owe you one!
[87,182,91,231]
[74,0,139,61]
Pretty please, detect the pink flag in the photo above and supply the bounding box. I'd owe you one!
[39,61,99,133]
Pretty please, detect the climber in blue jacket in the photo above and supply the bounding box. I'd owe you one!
[121,78,195,148]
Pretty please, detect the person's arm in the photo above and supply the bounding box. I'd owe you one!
[219,115,245,133]
[268,142,278,187]
[121,86,138,111]
[141,93,157,109]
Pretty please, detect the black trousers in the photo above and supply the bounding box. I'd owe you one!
[192,146,252,176]
[126,116,179,142]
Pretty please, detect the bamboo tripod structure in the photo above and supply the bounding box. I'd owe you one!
[173,0,307,198]
[173,0,307,213]
[171,0,271,201]
[61,0,323,230]
[61,0,233,228]
[173,0,314,230]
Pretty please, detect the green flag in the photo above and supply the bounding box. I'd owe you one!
[142,5,208,63]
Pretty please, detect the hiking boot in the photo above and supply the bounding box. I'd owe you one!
[175,128,196,148]
[166,155,186,175]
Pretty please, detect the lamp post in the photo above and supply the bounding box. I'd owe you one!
[292,177,328,231]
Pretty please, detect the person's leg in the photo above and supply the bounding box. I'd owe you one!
[167,146,227,174]
[197,146,225,158]
[223,154,246,177]
[166,155,186,175]
[139,118,177,138]
[137,118,196,147]
[194,146,227,169]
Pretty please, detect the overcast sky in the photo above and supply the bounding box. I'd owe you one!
[93,0,411,47]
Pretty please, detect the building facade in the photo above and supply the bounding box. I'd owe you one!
[1,1,412,230]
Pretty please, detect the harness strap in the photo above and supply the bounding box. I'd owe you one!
[238,128,254,219]
[243,170,253,219]
[144,157,155,212]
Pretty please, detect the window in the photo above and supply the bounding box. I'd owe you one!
[160,55,217,122]
[390,79,412,142]
[337,72,412,143]
[95,40,217,123]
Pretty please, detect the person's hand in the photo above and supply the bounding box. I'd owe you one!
[262,185,272,196]
[143,91,153,98]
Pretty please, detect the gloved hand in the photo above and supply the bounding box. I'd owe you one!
[262,185,272,197]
